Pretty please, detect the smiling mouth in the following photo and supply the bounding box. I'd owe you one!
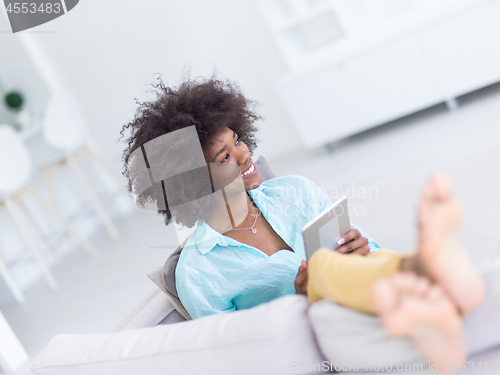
[240,163,257,178]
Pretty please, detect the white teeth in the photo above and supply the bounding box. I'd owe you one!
[241,164,255,177]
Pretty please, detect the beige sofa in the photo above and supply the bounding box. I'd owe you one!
[31,157,500,374]
[30,262,500,375]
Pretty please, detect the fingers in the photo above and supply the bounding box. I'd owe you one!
[336,236,369,254]
[337,228,361,247]
[296,260,308,275]
[351,244,370,256]
[295,260,309,296]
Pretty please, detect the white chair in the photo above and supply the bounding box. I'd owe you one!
[0,124,98,291]
[41,93,127,242]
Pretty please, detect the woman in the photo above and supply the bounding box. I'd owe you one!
[121,76,490,371]
[120,75,380,319]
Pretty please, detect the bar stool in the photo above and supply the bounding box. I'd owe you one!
[41,93,127,242]
[0,124,98,291]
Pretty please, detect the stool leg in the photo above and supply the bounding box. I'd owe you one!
[0,225,25,303]
[0,257,24,303]
[40,163,63,214]
[0,242,11,274]
[41,165,79,254]
[18,200,63,264]
[83,145,129,195]
[66,155,120,242]
[28,184,99,257]
[0,203,14,275]
[4,198,58,291]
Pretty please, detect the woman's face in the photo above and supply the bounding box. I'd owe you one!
[206,127,262,191]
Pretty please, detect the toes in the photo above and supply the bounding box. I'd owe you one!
[394,272,418,293]
[418,201,431,227]
[422,175,439,201]
[401,273,418,291]
[419,188,433,217]
[421,173,453,207]
[373,279,397,314]
[394,273,432,299]
[418,185,434,227]
[413,276,431,297]
[430,173,453,201]
[427,285,444,302]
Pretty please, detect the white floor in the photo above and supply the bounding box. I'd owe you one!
[3,83,500,374]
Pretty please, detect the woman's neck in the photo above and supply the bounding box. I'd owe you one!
[207,192,256,234]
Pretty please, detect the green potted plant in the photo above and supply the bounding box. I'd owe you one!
[4,91,31,131]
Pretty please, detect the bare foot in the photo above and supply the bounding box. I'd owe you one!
[373,272,466,373]
[418,173,484,313]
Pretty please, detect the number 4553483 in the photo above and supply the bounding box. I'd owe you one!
[444,361,499,371]
[5,3,61,14]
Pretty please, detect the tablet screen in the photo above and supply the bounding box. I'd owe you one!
[302,196,350,259]
[318,215,340,250]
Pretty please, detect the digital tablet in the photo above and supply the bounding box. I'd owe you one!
[302,196,351,260]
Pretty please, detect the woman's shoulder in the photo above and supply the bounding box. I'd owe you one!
[175,242,235,318]
[177,241,206,269]
[176,237,227,280]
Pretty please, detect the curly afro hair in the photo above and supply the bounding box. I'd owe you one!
[120,75,262,228]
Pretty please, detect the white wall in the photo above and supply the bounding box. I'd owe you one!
[0,26,50,123]
[13,0,303,164]
[0,0,305,298]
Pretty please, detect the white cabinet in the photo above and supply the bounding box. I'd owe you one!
[273,0,500,148]
[418,0,500,98]
[278,37,443,147]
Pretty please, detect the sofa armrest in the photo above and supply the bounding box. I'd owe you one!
[31,295,326,375]
[110,289,186,333]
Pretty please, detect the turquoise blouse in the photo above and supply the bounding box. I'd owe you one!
[175,175,381,319]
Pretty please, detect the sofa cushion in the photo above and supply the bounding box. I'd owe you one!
[309,299,500,374]
[31,295,327,375]
[147,243,191,321]
[308,300,424,370]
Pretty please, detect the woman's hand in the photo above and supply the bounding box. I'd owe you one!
[294,260,308,295]
[335,227,370,256]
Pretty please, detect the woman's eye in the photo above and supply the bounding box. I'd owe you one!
[235,137,240,146]
[221,154,229,163]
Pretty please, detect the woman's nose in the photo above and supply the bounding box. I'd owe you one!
[236,148,249,165]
